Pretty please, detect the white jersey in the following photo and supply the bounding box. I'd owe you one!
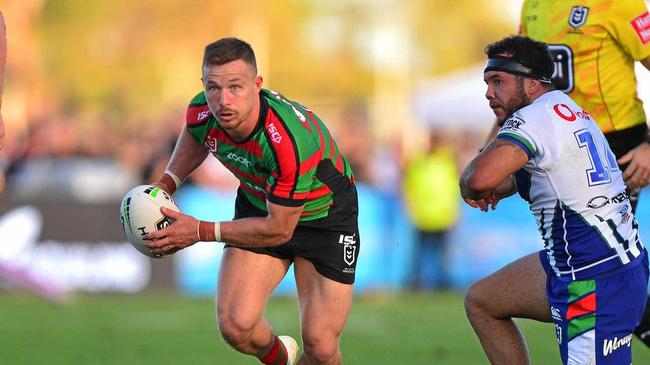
[496,90,643,280]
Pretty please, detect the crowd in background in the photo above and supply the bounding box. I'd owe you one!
[0,103,484,204]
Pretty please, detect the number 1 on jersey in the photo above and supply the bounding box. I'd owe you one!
[575,129,619,186]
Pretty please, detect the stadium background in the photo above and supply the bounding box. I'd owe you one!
[1,0,650,363]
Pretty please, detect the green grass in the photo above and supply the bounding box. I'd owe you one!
[1,291,649,364]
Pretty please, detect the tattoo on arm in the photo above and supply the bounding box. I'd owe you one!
[483,139,527,160]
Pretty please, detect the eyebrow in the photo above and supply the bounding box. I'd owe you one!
[204,76,244,85]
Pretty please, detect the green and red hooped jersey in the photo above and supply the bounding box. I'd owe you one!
[185,88,355,221]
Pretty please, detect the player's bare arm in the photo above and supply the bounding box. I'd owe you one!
[220,201,303,247]
[144,200,303,256]
[460,139,528,207]
[153,126,209,194]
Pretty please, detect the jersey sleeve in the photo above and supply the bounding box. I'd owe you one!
[264,120,314,207]
[608,0,650,60]
[495,113,542,160]
[185,91,213,145]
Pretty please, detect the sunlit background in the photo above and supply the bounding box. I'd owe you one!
[1,1,650,364]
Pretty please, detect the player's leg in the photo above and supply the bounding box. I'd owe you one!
[216,247,291,360]
[464,252,550,365]
[293,257,353,365]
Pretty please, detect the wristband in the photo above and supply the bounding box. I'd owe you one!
[156,176,175,195]
[214,222,221,242]
[198,221,221,242]
[164,169,183,190]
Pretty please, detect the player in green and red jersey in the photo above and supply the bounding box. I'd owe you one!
[144,38,359,365]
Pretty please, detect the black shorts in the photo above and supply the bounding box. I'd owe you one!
[225,185,360,285]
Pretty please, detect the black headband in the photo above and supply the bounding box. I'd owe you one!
[484,58,552,84]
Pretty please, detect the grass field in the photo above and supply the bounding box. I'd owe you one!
[1,291,649,364]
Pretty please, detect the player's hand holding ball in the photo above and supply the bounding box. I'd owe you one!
[144,205,203,257]
[120,184,200,258]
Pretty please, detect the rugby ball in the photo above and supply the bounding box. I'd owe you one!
[119,185,180,258]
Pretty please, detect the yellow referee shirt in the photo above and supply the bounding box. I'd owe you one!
[520,0,650,133]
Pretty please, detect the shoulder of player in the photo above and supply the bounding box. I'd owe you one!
[261,88,311,124]
[186,91,213,127]
[500,92,559,131]
[262,89,313,139]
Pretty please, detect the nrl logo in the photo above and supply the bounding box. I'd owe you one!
[568,6,589,29]
[205,135,218,153]
[339,234,357,266]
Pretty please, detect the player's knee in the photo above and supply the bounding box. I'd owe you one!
[301,333,340,363]
[216,310,256,348]
[464,281,490,318]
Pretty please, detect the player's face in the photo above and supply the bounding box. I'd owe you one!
[484,71,531,123]
[202,60,262,138]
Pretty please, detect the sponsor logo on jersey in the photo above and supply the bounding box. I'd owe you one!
[551,306,562,321]
[205,135,218,152]
[267,123,282,143]
[197,110,211,121]
[586,191,629,209]
[620,205,631,224]
[503,116,526,130]
[244,181,265,193]
[603,334,633,356]
[339,233,357,266]
[553,104,576,121]
[568,6,589,29]
[553,104,590,122]
[226,152,252,168]
[631,11,650,44]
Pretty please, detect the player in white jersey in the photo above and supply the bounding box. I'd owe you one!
[460,35,648,365]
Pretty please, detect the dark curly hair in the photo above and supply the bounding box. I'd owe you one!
[485,35,554,83]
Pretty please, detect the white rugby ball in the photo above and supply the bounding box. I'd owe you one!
[119,185,180,258]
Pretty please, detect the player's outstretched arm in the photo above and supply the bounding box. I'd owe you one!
[153,125,209,194]
[219,201,303,247]
[143,200,303,256]
[460,139,528,210]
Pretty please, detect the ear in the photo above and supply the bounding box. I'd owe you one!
[255,75,263,91]
[525,78,542,96]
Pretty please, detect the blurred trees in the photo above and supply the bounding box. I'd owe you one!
[1,0,516,131]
